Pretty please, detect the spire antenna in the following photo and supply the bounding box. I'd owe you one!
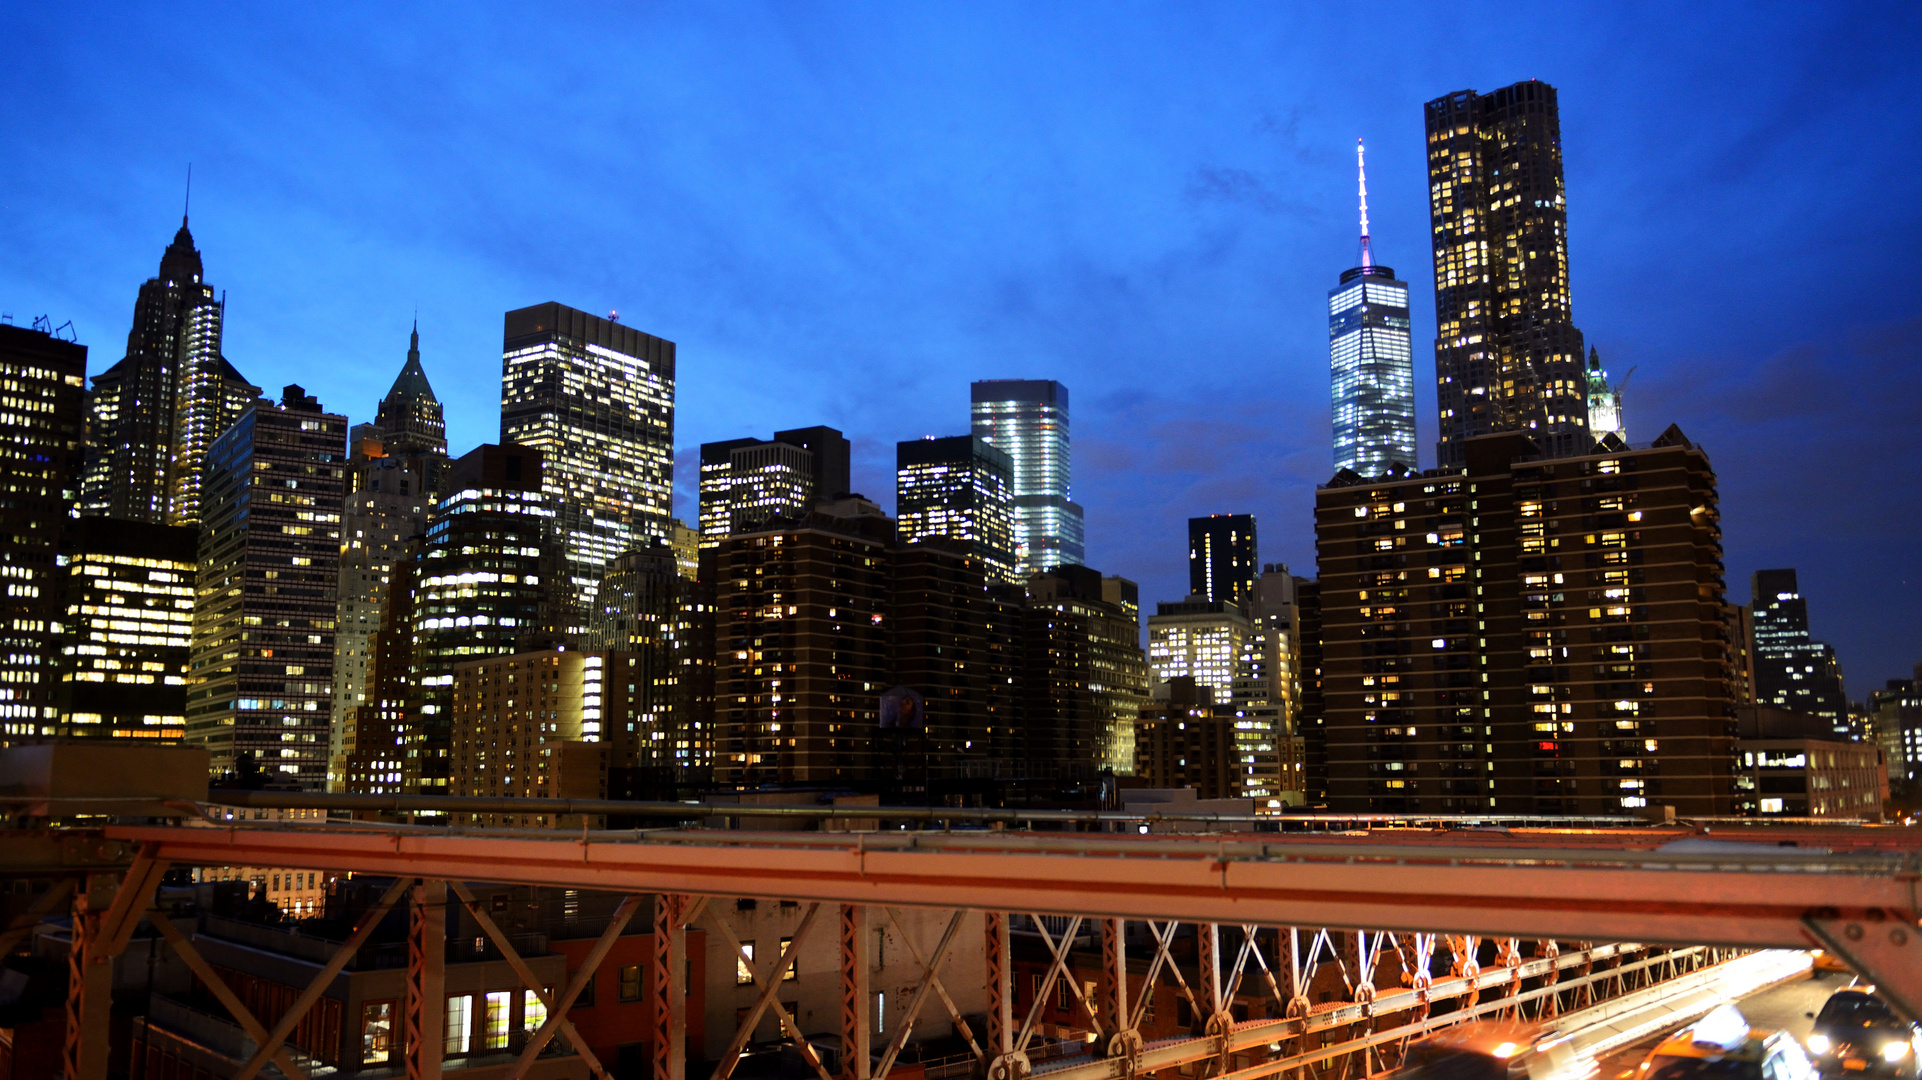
[1357,139,1372,270]
[183,163,192,226]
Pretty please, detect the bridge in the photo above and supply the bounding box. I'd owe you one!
[5,787,1919,1080]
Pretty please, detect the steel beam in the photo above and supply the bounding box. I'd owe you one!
[1802,906,1922,1025]
[840,904,871,1080]
[61,875,112,1080]
[447,880,609,1078]
[147,910,313,1080]
[405,879,446,1080]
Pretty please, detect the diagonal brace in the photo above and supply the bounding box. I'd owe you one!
[701,902,832,1080]
[149,909,312,1080]
[872,909,968,1080]
[507,893,645,1080]
[446,881,610,1080]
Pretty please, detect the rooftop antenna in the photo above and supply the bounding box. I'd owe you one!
[184,163,192,226]
[1357,139,1373,270]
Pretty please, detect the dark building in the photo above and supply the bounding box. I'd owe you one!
[896,434,1017,585]
[0,322,87,739]
[1426,81,1589,466]
[405,444,558,795]
[1316,427,1738,816]
[373,321,448,459]
[1296,577,1327,805]
[81,215,259,525]
[1734,706,1884,820]
[698,426,852,550]
[588,543,687,772]
[1022,565,1150,778]
[1188,514,1259,611]
[53,517,197,741]
[341,539,417,797]
[1134,676,1238,799]
[185,386,347,786]
[1748,569,1850,739]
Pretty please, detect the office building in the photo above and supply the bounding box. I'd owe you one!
[1734,707,1884,820]
[328,450,433,788]
[698,427,851,548]
[406,444,558,795]
[1426,81,1589,466]
[588,543,687,771]
[1134,677,1238,799]
[896,434,1017,584]
[1330,141,1416,476]
[971,379,1085,574]
[0,322,86,739]
[52,518,197,741]
[1147,596,1248,706]
[1316,426,1739,815]
[374,320,447,458]
[1226,565,1310,807]
[339,541,417,796]
[185,386,347,786]
[500,303,675,631]
[1296,578,1326,804]
[1748,568,1850,738]
[1023,565,1150,776]
[1188,514,1259,610]
[669,518,700,580]
[82,215,259,525]
[1867,671,1920,795]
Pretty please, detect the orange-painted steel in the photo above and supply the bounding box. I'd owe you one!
[104,823,1922,950]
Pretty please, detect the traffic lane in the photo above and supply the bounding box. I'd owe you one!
[1595,968,1854,1078]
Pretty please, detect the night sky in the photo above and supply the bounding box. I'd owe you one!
[5,5,1918,694]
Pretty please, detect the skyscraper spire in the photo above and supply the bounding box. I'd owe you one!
[1357,139,1373,270]
[183,163,192,227]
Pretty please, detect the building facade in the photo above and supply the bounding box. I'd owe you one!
[405,444,557,796]
[185,386,347,786]
[500,303,675,632]
[1735,713,1885,821]
[971,379,1085,575]
[1134,677,1239,799]
[1748,568,1850,738]
[1316,427,1739,816]
[0,322,87,740]
[82,216,259,526]
[53,517,197,742]
[1426,81,1589,466]
[698,427,851,549]
[1023,566,1150,777]
[1187,514,1259,611]
[895,434,1017,585]
[1147,597,1249,707]
[588,544,688,772]
[1867,671,1920,796]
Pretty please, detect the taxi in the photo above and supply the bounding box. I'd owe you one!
[1633,1004,1815,1080]
[1392,1020,1598,1080]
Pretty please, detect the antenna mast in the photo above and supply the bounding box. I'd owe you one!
[1357,139,1373,270]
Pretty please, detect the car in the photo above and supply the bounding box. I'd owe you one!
[1633,1004,1815,1080]
[1806,988,1921,1080]
[1391,1020,1598,1080]
[1810,950,1852,975]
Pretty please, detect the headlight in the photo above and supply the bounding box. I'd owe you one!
[1806,1036,1830,1055]
[1882,1043,1909,1063]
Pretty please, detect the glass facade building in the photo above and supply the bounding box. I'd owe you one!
[1187,514,1260,611]
[895,434,1017,585]
[1147,597,1249,707]
[500,303,675,633]
[1749,568,1850,737]
[697,427,850,550]
[1426,81,1589,466]
[53,517,197,742]
[1329,265,1416,475]
[970,379,1084,576]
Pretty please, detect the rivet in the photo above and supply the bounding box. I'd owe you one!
[1845,924,1865,941]
[1891,928,1910,947]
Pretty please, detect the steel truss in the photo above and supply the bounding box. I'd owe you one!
[18,821,1922,1080]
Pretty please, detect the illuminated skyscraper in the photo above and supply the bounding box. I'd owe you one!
[0,321,86,739]
[1147,596,1248,707]
[1585,347,1627,443]
[53,518,197,742]
[185,386,347,786]
[1187,514,1259,611]
[82,214,259,525]
[1426,81,1588,466]
[500,303,675,631]
[970,379,1084,575]
[697,426,850,548]
[1330,141,1416,477]
[895,434,1017,585]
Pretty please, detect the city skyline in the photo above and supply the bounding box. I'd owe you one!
[3,6,1919,689]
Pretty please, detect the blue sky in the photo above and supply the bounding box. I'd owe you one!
[4,3,1919,692]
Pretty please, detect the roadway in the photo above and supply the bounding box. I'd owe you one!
[1592,966,1853,1078]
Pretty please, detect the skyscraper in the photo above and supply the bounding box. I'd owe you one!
[971,379,1085,575]
[1330,141,1416,477]
[1426,81,1589,466]
[0,321,87,740]
[895,435,1018,585]
[697,426,851,548]
[1187,514,1259,611]
[1585,348,1627,443]
[1749,569,1850,737]
[406,444,558,795]
[1147,596,1248,707]
[185,386,347,786]
[53,518,197,742]
[82,215,259,525]
[500,303,675,631]
[374,321,448,458]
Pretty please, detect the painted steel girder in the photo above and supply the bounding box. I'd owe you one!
[103,824,1921,951]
